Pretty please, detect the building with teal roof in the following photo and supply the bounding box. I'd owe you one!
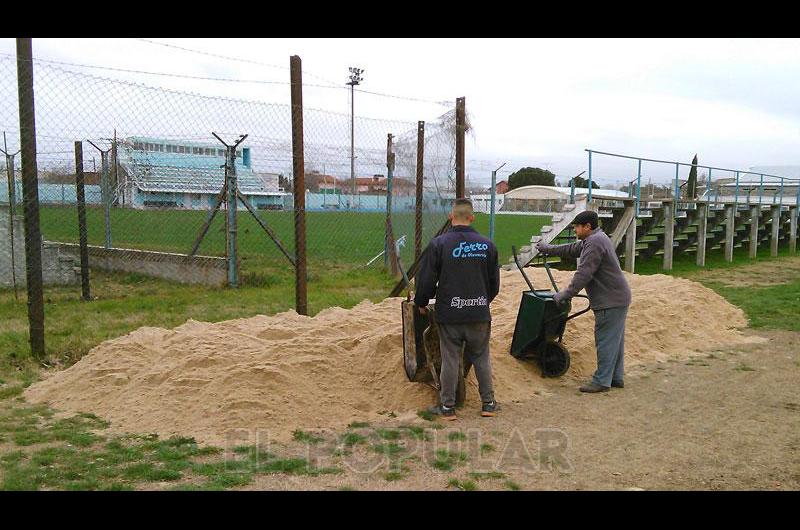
[117,137,289,210]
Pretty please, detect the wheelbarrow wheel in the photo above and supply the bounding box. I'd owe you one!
[539,341,570,378]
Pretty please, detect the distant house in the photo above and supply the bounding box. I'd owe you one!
[370,175,416,195]
[117,137,289,210]
[495,180,510,194]
[306,172,342,193]
[327,175,416,195]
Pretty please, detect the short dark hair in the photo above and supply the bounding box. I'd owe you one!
[571,210,599,230]
[451,198,474,220]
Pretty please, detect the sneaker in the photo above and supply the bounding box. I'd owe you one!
[427,404,457,421]
[579,382,610,393]
[611,380,624,389]
[481,400,499,417]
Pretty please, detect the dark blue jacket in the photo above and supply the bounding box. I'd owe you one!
[414,225,500,324]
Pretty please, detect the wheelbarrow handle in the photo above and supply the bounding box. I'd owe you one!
[565,294,591,322]
[541,256,559,292]
[511,245,536,292]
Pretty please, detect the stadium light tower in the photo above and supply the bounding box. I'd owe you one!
[347,67,364,206]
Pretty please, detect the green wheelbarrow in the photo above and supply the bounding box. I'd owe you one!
[509,245,590,377]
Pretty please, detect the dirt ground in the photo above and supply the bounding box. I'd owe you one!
[209,328,800,491]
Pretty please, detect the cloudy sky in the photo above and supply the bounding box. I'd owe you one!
[1,38,798,189]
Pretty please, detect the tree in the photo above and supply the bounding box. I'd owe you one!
[568,176,599,189]
[685,154,698,199]
[507,167,556,190]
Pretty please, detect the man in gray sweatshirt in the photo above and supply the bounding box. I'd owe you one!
[535,210,632,393]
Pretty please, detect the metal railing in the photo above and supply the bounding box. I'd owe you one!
[585,149,800,215]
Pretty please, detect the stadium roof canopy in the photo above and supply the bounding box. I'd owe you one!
[504,185,629,200]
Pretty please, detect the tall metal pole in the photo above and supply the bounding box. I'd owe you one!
[75,141,90,301]
[384,133,395,271]
[415,121,424,262]
[291,55,307,315]
[489,162,506,242]
[350,83,355,207]
[347,67,363,210]
[16,37,45,357]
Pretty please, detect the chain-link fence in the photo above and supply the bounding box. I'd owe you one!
[1,40,507,355]
[0,49,467,287]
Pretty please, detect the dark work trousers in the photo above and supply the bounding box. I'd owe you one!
[437,321,495,408]
[591,305,629,387]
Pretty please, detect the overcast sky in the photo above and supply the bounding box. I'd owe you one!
[1,38,799,189]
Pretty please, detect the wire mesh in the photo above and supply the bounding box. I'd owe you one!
[0,52,465,295]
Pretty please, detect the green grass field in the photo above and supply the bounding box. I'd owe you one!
[38,206,550,279]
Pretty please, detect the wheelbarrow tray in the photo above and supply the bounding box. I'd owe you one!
[401,299,467,404]
[510,289,571,359]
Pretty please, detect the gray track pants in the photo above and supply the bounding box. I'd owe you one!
[591,305,629,387]
[438,321,495,408]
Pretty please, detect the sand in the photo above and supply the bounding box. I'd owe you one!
[24,269,758,446]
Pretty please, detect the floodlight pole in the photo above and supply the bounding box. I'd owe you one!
[347,67,363,210]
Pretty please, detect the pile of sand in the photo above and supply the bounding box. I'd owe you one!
[25,269,757,445]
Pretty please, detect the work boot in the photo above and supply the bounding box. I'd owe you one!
[481,400,500,417]
[427,404,457,421]
[611,380,624,389]
[579,382,610,393]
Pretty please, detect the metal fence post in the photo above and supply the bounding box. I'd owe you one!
[706,168,717,206]
[673,163,680,201]
[384,133,394,271]
[98,150,112,248]
[490,170,497,241]
[3,139,20,300]
[290,55,307,315]
[225,144,238,288]
[75,141,90,301]
[759,174,764,205]
[415,121,424,262]
[16,37,45,357]
[7,153,17,215]
[111,134,118,206]
[636,158,642,216]
[587,150,593,203]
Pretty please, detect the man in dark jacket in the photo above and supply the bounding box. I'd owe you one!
[415,199,501,420]
[536,210,632,393]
